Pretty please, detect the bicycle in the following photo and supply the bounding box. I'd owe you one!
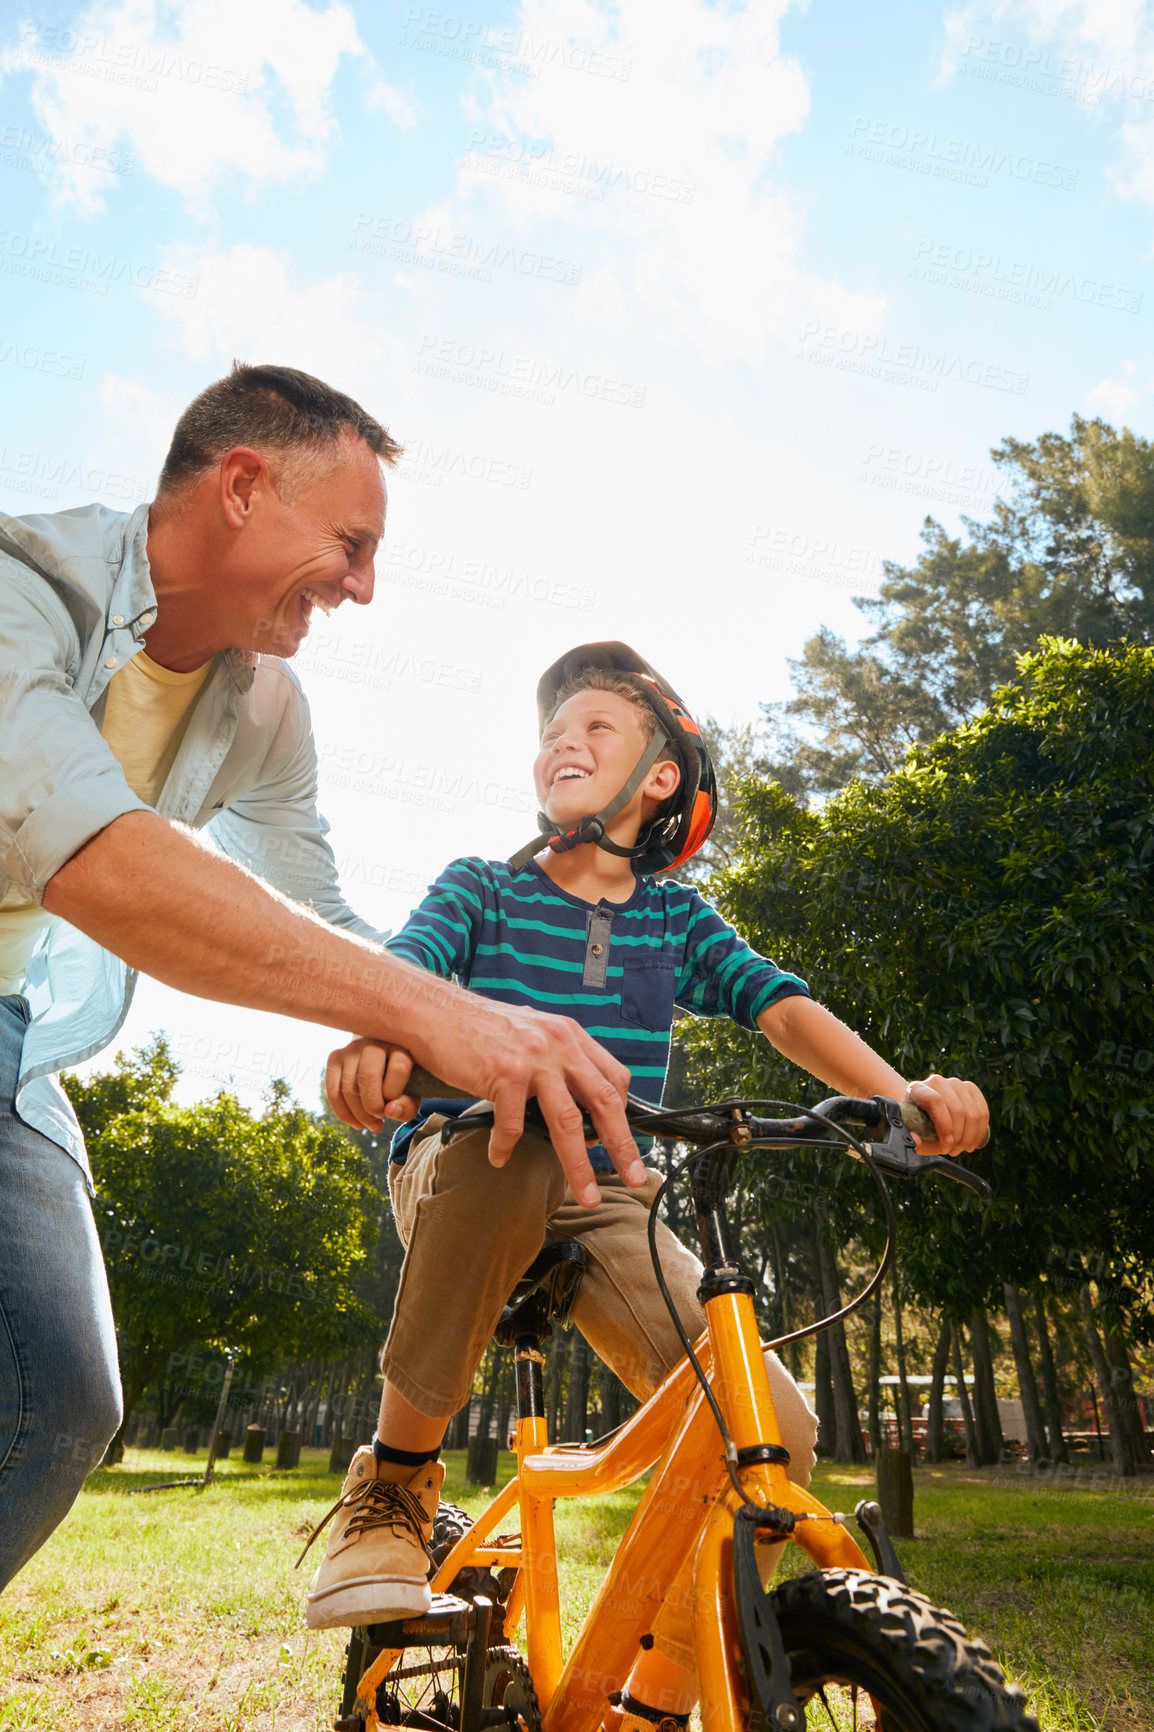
[332,1072,1038,1732]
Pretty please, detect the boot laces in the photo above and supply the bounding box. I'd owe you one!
[296,1478,431,1569]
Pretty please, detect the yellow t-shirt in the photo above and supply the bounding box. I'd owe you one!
[0,650,213,994]
[99,648,214,810]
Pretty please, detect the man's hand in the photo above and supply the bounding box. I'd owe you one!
[903,1075,988,1156]
[326,1038,419,1132]
[326,998,644,1208]
[44,813,641,1205]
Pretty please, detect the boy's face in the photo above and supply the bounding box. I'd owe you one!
[533,688,678,830]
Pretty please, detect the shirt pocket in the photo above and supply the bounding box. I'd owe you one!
[619,959,677,1031]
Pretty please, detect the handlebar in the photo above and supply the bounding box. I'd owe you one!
[402,1067,992,1201]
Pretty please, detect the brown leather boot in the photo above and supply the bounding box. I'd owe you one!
[302,1446,444,1629]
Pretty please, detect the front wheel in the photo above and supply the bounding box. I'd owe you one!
[767,1569,1039,1731]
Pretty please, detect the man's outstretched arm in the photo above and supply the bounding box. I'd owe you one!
[44,810,641,1205]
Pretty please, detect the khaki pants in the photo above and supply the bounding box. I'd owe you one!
[383,1115,817,1486]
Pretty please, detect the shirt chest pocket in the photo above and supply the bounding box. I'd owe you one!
[619,959,677,1031]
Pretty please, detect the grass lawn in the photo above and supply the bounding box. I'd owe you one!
[1,1447,1151,1731]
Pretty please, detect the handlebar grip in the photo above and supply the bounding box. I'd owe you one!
[405,1064,475,1101]
[900,1099,990,1151]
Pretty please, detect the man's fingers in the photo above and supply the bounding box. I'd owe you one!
[487,1087,527,1173]
[533,1077,602,1207]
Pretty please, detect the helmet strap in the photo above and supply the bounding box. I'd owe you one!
[509,728,671,872]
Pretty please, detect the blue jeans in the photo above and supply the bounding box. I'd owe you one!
[0,996,122,1591]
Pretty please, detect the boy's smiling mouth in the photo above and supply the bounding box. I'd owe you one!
[552,765,591,784]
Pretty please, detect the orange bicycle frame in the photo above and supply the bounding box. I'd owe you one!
[357,1286,871,1731]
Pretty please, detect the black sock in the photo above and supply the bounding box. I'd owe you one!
[372,1438,441,1468]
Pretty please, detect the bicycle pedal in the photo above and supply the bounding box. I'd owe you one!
[363,1592,479,1650]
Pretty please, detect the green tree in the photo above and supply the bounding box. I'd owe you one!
[65,1041,378,1446]
[770,417,1154,792]
[680,639,1154,1322]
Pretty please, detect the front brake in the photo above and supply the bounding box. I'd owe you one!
[865,1097,992,1200]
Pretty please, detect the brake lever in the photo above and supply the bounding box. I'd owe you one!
[866,1097,992,1201]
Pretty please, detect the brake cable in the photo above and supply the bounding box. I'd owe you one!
[645,1103,898,1515]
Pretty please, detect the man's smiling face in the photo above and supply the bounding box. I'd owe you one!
[231,432,386,658]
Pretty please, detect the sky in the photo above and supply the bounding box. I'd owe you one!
[2,0,1152,1112]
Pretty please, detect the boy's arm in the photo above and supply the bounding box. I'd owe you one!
[756,995,988,1156]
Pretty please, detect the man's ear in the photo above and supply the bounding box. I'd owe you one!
[219,446,271,529]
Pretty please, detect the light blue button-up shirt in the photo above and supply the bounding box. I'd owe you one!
[0,502,387,1183]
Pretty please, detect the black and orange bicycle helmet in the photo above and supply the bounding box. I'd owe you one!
[509,641,717,876]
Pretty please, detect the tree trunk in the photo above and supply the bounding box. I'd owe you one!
[925,1318,950,1464]
[813,1324,835,1458]
[950,1326,980,1467]
[1033,1292,1069,1464]
[815,1219,867,1462]
[968,1311,1004,1465]
[893,1273,915,1457]
[770,1222,801,1382]
[601,1367,622,1435]
[867,1285,882,1461]
[563,1335,591,1443]
[546,1332,570,1445]
[495,1353,516,1455]
[1003,1283,1049,1464]
[1102,1318,1153,1471]
[1078,1286,1129,1475]
[876,1448,914,1539]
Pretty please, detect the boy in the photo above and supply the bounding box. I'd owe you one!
[305,643,987,1722]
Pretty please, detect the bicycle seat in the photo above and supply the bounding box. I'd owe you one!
[494,1242,586,1348]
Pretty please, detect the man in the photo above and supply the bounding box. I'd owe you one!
[0,363,639,1591]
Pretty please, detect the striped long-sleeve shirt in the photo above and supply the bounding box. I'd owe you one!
[387,858,809,1168]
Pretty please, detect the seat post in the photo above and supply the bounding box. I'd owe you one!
[515,1339,547,1422]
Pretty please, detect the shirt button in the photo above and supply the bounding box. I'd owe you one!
[104,655,118,669]
[141,611,155,626]
[591,943,603,956]
[112,614,125,626]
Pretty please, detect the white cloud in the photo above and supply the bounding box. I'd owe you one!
[367,78,419,130]
[1,0,370,215]
[450,0,882,367]
[940,1,1154,216]
[151,242,407,390]
[1084,371,1140,419]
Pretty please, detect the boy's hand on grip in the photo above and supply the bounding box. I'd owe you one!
[326,1037,420,1132]
[903,1074,989,1156]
